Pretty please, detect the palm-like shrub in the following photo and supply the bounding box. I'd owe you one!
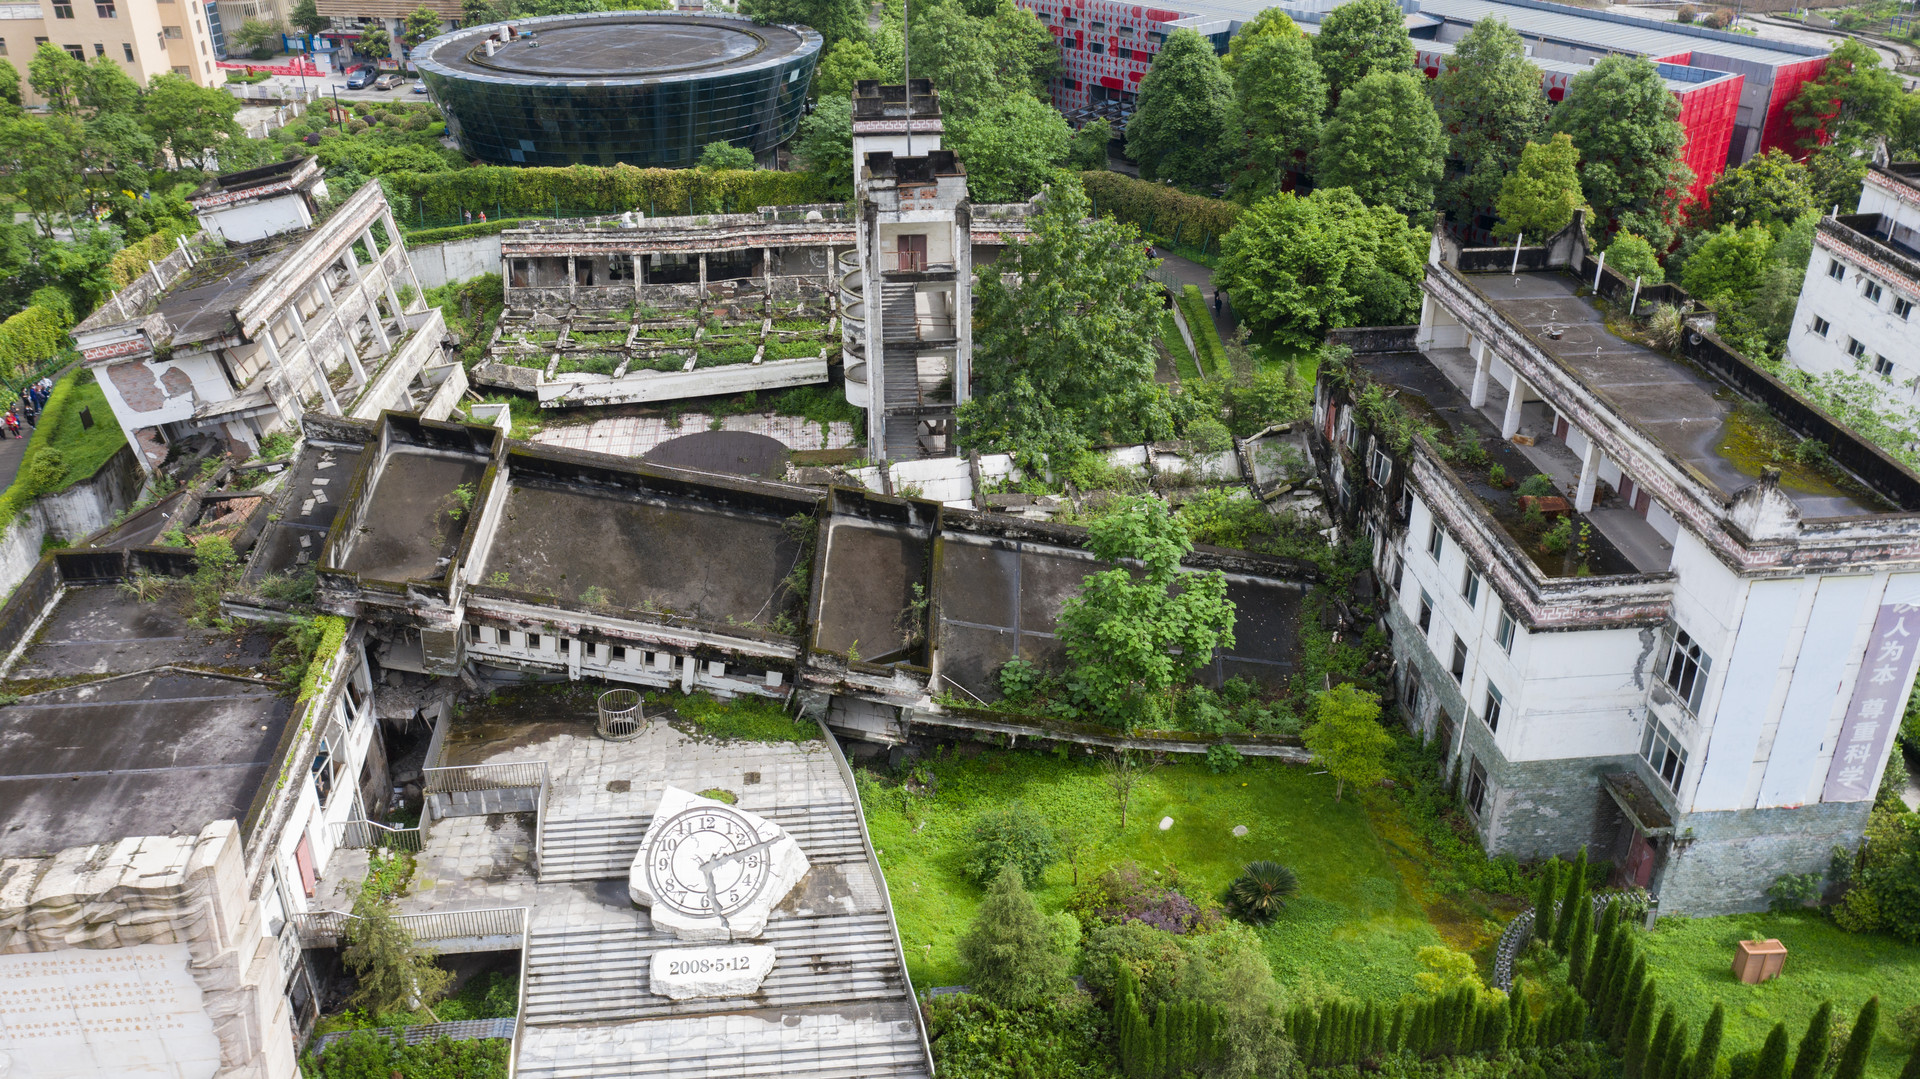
[1228,861,1299,924]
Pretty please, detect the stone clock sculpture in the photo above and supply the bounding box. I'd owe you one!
[629,786,810,943]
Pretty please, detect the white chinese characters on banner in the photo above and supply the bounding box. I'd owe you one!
[1824,603,1920,802]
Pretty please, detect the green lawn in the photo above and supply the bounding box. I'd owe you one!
[1159,311,1203,382]
[1639,911,1920,1078]
[859,748,1447,1002]
[41,373,126,488]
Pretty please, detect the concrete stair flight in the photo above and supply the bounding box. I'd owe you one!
[537,802,869,883]
[521,912,908,1026]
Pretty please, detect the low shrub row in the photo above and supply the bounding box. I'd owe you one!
[382,165,835,220]
[1083,171,1243,250]
[1178,286,1229,377]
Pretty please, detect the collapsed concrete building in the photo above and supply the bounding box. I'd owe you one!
[1314,217,1920,914]
[474,80,1039,461]
[71,159,461,470]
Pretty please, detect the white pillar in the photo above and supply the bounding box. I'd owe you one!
[287,307,342,416]
[1574,437,1601,513]
[1501,369,1525,440]
[1469,337,1491,409]
[315,276,368,385]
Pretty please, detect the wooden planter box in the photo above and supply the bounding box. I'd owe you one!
[1733,939,1787,984]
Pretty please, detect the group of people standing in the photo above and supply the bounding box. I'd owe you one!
[0,379,55,440]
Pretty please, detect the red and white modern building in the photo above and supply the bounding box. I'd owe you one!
[1021,0,1830,204]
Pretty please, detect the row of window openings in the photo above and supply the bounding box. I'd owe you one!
[1032,11,1165,42]
[1421,522,1517,650]
[466,625,749,675]
[1824,260,1915,318]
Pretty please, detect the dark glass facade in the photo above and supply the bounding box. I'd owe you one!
[415,13,820,169]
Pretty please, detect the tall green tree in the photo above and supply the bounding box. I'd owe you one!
[1752,1023,1791,1079]
[140,73,243,171]
[812,37,886,101]
[1691,1003,1725,1079]
[960,180,1168,462]
[1806,144,1870,214]
[1623,987,1658,1079]
[1789,40,1903,153]
[1229,30,1323,200]
[905,0,1054,120]
[359,24,394,59]
[1312,69,1445,217]
[1697,148,1816,233]
[290,0,331,35]
[1217,186,1427,350]
[1222,6,1302,73]
[1830,997,1879,1079]
[231,17,284,56]
[1550,54,1692,247]
[0,59,21,113]
[793,95,852,197]
[0,114,86,233]
[404,7,444,47]
[1055,497,1236,732]
[696,141,755,170]
[738,0,867,52]
[1789,1001,1833,1079]
[1901,1031,1920,1079]
[1603,232,1664,285]
[1311,0,1414,108]
[341,891,454,1016]
[1431,18,1547,227]
[1302,684,1392,801]
[948,93,1069,202]
[1681,225,1773,306]
[27,44,87,112]
[1067,118,1110,172]
[1494,134,1587,240]
[1126,27,1236,190]
[80,55,141,115]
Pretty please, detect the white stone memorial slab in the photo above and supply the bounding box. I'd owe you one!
[0,944,221,1079]
[648,944,777,999]
[628,786,810,941]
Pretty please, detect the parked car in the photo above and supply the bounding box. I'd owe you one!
[411,82,429,94]
[373,74,401,90]
[344,66,376,89]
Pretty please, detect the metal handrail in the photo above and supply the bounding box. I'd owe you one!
[294,905,529,946]
[422,760,548,793]
[332,818,424,852]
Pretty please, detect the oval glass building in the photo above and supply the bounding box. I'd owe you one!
[413,12,821,169]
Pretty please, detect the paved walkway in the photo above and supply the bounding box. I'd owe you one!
[1155,251,1236,348]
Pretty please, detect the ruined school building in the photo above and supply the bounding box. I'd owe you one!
[1316,220,1920,913]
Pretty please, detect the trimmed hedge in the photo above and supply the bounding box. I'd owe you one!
[402,217,538,244]
[1082,170,1243,249]
[0,307,68,378]
[382,165,835,220]
[108,226,194,289]
[1179,285,1230,377]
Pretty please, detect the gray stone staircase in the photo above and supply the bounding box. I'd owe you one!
[513,1005,931,1079]
[521,910,909,1026]
[879,282,918,342]
[537,803,870,883]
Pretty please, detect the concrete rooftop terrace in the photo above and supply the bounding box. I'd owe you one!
[414,11,818,86]
[1463,271,1881,519]
[0,588,289,857]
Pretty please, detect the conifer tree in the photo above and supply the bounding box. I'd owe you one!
[1752,1023,1791,1079]
[1389,1003,1406,1053]
[1568,898,1595,990]
[1533,858,1562,943]
[1597,936,1632,1031]
[1647,1009,1678,1079]
[1660,1023,1691,1079]
[1624,984,1658,1079]
[1900,1032,1920,1079]
[1553,848,1589,954]
[1406,1003,1427,1057]
[1614,956,1649,1049]
[1692,1003,1726,1079]
[1831,997,1878,1079]
[1588,928,1623,1009]
[1790,1002,1833,1079]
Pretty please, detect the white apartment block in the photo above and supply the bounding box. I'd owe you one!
[1783,162,1920,406]
[71,157,460,470]
[1315,221,1920,914]
[0,0,220,99]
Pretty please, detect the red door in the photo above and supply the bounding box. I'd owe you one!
[294,834,317,897]
[897,234,927,272]
[1623,831,1657,889]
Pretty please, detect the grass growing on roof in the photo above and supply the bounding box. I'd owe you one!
[649,690,819,743]
[859,748,1445,999]
[1160,310,1203,381]
[1639,910,1920,1078]
[0,370,129,531]
[1178,285,1230,378]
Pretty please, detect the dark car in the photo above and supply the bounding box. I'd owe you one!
[345,66,376,89]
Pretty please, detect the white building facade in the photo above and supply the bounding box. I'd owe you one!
[1316,223,1920,914]
[1783,162,1920,405]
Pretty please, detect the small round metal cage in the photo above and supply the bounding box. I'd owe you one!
[596,687,646,742]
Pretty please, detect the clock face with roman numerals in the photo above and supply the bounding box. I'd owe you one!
[643,806,774,919]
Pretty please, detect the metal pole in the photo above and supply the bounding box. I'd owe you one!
[902,0,911,158]
[1511,232,1523,276]
[1593,250,1605,292]
[1630,275,1643,317]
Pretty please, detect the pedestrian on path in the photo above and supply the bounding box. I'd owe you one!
[16,391,34,427]
[4,412,21,438]
[1213,287,1222,313]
